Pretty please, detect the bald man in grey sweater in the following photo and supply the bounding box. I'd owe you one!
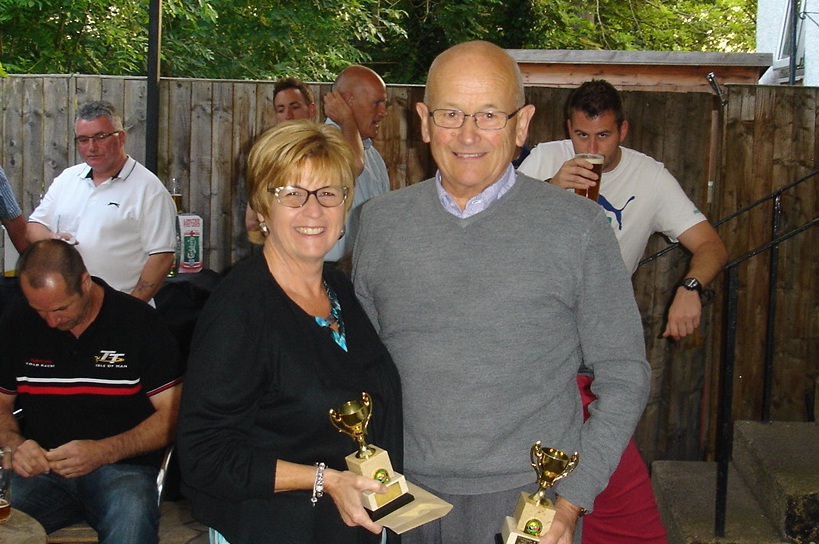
[353,41,650,544]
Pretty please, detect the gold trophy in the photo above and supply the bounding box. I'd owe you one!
[329,392,413,519]
[500,442,579,544]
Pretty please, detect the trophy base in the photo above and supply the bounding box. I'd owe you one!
[345,446,397,482]
[362,473,411,511]
[500,516,540,544]
[344,446,414,515]
[368,489,416,521]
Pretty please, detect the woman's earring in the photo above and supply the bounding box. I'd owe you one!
[259,222,270,237]
[338,226,346,240]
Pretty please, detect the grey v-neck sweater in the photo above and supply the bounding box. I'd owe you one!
[353,173,650,511]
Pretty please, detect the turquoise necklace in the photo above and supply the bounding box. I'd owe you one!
[314,281,347,352]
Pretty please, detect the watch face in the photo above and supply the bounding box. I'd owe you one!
[682,278,702,291]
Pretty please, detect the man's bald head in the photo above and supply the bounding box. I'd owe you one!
[424,41,525,109]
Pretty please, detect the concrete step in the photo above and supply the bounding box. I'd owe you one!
[732,421,819,543]
[652,461,789,544]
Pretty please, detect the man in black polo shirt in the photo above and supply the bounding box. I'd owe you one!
[0,239,182,542]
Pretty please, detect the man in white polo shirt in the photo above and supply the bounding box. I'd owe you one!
[27,101,176,304]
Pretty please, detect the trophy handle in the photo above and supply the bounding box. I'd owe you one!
[360,392,373,429]
[530,441,543,473]
[328,409,346,434]
[550,452,580,486]
[328,392,376,459]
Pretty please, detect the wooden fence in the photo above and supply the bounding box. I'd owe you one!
[0,75,816,463]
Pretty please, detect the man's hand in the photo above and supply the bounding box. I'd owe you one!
[322,90,365,175]
[538,496,583,544]
[12,439,51,477]
[662,223,727,341]
[45,440,112,478]
[548,157,599,193]
[323,91,355,126]
[662,288,702,341]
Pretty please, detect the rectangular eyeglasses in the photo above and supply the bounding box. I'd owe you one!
[269,185,348,208]
[74,131,122,145]
[428,106,524,130]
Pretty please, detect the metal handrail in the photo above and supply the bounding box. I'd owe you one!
[635,168,818,537]
[715,215,818,536]
[638,168,819,268]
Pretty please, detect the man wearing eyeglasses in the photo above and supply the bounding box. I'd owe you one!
[27,101,177,304]
[354,41,650,544]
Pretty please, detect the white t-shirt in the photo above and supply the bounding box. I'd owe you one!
[518,140,707,273]
[29,157,177,294]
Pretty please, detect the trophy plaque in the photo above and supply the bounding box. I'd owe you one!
[329,392,414,519]
[500,441,579,544]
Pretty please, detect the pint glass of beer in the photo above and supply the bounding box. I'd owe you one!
[0,446,11,521]
[573,153,604,202]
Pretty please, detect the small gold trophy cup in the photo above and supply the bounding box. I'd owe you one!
[329,392,413,519]
[500,442,579,544]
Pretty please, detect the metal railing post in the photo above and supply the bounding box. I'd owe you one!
[715,266,739,537]
[762,195,782,422]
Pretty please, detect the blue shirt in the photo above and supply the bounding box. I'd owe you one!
[324,120,390,262]
[0,165,22,220]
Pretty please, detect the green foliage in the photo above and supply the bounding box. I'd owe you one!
[0,0,756,82]
[519,0,757,53]
[0,0,151,73]
[161,0,406,81]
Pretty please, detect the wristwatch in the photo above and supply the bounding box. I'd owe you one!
[679,277,703,295]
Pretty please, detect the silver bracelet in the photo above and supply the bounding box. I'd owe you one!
[311,462,326,506]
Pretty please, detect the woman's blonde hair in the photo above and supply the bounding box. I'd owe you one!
[246,120,356,245]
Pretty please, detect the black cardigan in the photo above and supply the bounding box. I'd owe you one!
[177,256,403,544]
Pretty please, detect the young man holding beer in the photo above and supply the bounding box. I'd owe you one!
[518,79,727,543]
[518,79,727,341]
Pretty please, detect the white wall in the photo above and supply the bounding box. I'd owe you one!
[806,11,819,86]
[757,0,784,55]
[757,0,817,86]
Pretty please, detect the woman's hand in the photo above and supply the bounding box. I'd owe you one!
[323,468,387,534]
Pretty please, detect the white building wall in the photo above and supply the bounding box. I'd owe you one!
[757,0,817,86]
[757,0,784,54]
[806,12,819,86]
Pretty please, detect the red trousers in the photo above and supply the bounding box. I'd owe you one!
[577,375,668,544]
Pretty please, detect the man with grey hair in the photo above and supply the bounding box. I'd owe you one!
[324,65,390,268]
[27,101,177,303]
[354,41,650,544]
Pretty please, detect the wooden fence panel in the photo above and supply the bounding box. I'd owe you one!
[702,85,819,457]
[2,78,27,211]
[22,79,45,214]
[189,80,215,236]
[0,76,815,464]
[43,77,70,196]
[207,82,234,272]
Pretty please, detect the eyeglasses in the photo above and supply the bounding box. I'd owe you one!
[269,185,349,208]
[428,106,524,130]
[74,131,122,145]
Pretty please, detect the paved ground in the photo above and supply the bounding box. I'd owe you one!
[159,499,208,544]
